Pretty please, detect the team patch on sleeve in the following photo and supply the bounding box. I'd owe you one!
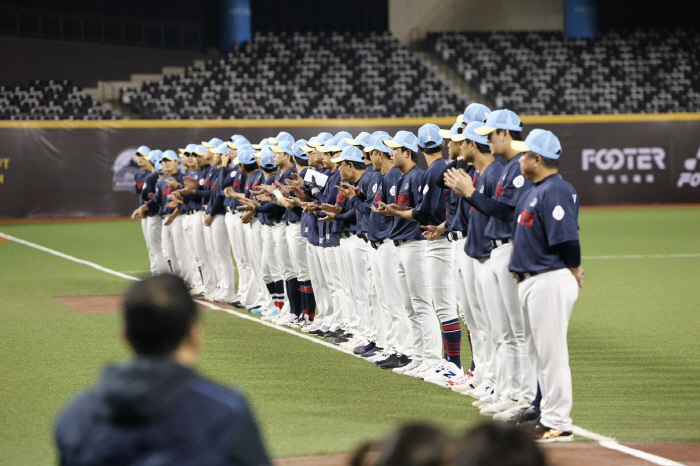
[552,205,565,220]
[513,175,525,188]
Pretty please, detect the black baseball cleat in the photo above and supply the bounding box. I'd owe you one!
[377,353,400,369]
[308,329,326,336]
[228,300,244,308]
[373,353,394,366]
[507,405,541,425]
[361,346,383,358]
[354,341,376,355]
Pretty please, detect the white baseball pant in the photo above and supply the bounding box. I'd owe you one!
[396,240,441,368]
[225,211,255,307]
[191,211,216,294]
[306,242,331,325]
[373,241,412,356]
[491,243,536,403]
[519,268,578,432]
[318,245,344,332]
[334,239,357,332]
[162,215,192,286]
[286,222,310,282]
[244,217,275,312]
[272,222,296,281]
[180,213,204,289]
[340,235,370,339]
[141,216,167,274]
[260,224,283,285]
[209,214,237,301]
[473,256,511,400]
[452,238,482,379]
[366,243,384,347]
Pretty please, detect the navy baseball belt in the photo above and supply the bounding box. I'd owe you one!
[447,231,468,242]
[393,239,412,247]
[515,269,555,283]
[489,238,512,248]
[339,232,352,239]
[370,239,385,249]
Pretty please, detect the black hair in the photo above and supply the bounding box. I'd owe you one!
[453,423,545,466]
[124,274,198,357]
[242,162,258,172]
[475,141,490,154]
[419,142,444,155]
[342,160,366,171]
[496,128,523,141]
[295,157,309,167]
[401,148,418,163]
[351,423,454,466]
[262,166,276,174]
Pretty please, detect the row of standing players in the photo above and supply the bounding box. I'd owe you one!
[130,104,584,444]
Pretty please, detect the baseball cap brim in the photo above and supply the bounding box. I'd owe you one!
[233,156,240,164]
[438,129,453,140]
[269,137,278,144]
[451,133,467,142]
[202,141,214,148]
[510,141,530,153]
[363,145,375,153]
[254,151,263,158]
[456,114,464,124]
[301,144,314,152]
[320,145,340,153]
[270,146,289,154]
[473,126,497,136]
[383,139,402,149]
[345,138,360,146]
[330,156,343,163]
[252,144,263,150]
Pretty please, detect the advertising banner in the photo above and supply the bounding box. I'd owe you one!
[0,117,698,219]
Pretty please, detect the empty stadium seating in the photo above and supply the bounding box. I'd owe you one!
[429,28,700,115]
[0,80,119,120]
[121,31,462,119]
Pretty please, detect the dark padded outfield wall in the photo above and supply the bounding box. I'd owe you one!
[1,115,699,218]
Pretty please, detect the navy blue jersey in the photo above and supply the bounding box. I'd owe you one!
[353,168,378,237]
[147,173,184,216]
[139,172,159,217]
[510,174,580,273]
[388,165,425,241]
[223,167,246,211]
[485,154,533,240]
[255,171,285,225]
[198,166,219,210]
[206,166,230,216]
[134,169,150,195]
[412,158,449,229]
[275,167,302,222]
[443,161,470,232]
[333,172,357,234]
[367,168,401,242]
[317,169,342,247]
[465,163,501,259]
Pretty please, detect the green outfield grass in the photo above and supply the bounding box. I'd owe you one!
[1,207,699,464]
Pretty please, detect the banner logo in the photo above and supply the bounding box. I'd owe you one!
[581,147,665,185]
[677,147,700,188]
[112,148,139,192]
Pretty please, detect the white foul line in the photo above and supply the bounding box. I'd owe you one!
[583,253,700,260]
[0,231,686,466]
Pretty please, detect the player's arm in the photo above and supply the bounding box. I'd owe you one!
[467,189,516,222]
[543,188,583,287]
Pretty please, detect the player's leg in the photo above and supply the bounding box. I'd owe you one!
[285,222,311,326]
[364,242,385,353]
[226,211,255,308]
[491,243,536,403]
[471,257,498,399]
[519,269,578,435]
[334,237,359,337]
[140,217,159,274]
[203,219,222,299]
[160,216,179,274]
[181,213,204,292]
[318,245,343,333]
[210,214,238,303]
[303,242,328,330]
[260,224,285,320]
[342,235,371,348]
[271,222,298,323]
[191,211,216,295]
[244,218,275,314]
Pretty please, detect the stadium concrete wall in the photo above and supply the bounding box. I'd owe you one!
[389,0,564,47]
[1,114,699,219]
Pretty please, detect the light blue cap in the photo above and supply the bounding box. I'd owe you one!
[418,123,443,149]
[512,129,562,160]
[253,138,273,150]
[384,130,419,153]
[154,160,163,174]
[364,132,391,154]
[272,140,294,156]
[204,137,224,148]
[258,146,275,169]
[237,143,254,153]
[184,144,197,152]
[136,145,151,156]
[148,149,163,162]
[161,150,178,161]
[293,139,309,160]
[271,131,294,145]
[229,135,250,149]
[212,143,230,154]
[310,132,333,148]
[474,109,522,135]
[236,147,258,165]
[453,121,489,145]
[334,131,353,143]
[332,146,366,164]
[346,131,372,147]
[463,103,492,124]
[194,145,207,156]
[439,122,463,140]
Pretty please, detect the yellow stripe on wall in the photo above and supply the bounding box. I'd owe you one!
[0,113,699,129]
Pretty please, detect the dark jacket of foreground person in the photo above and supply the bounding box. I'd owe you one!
[55,357,270,466]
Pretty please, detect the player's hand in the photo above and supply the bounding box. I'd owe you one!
[287,197,302,207]
[372,202,391,216]
[305,203,320,212]
[286,173,305,188]
[241,210,254,224]
[164,213,175,226]
[279,185,292,197]
[256,184,275,195]
[256,193,272,203]
[166,200,181,209]
[183,177,199,190]
[165,178,180,189]
[320,203,342,214]
[130,207,145,219]
[421,224,444,241]
[570,266,584,288]
[319,211,336,222]
[338,183,359,199]
[204,214,213,227]
[148,193,155,199]
[388,203,410,211]
[444,168,475,198]
[224,186,235,198]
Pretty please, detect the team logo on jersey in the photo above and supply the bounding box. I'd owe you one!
[390,186,396,196]
[423,184,429,195]
[518,210,535,227]
[372,183,378,193]
[513,175,525,188]
[404,182,409,190]
[529,197,538,208]
[479,185,484,194]
[552,205,565,221]
[199,178,205,186]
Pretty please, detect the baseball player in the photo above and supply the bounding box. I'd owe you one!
[134,146,168,274]
[454,110,536,417]
[376,130,441,376]
[508,129,582,442]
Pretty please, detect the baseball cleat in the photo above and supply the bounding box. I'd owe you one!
[402,363,431,378]
[492,401,531,422]
[471,382,495,399]
[480,398,518,416]
[529,424,573,443]
[354,341,376,355]
[506,405,541,425]
[422,361,464,387]
[392,359,419,374]
[261,310,280,322]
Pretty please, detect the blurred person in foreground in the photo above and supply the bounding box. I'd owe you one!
[350,422,544,466]
[54,274,270,466]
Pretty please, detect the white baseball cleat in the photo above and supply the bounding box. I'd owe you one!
[393,359,420,375]
[448,373,479,395]
[480,398,518,416]
[471,381,495,399]
[492,401,531,422]
[402,363,431,378]
[368,351,391,363]
[423,362,464,387]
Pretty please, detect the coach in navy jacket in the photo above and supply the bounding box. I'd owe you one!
[54,275,270,466]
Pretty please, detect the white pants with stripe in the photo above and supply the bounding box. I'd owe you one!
[191,211,216,294]
[141,215,167,274]
[209,214,237,301]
